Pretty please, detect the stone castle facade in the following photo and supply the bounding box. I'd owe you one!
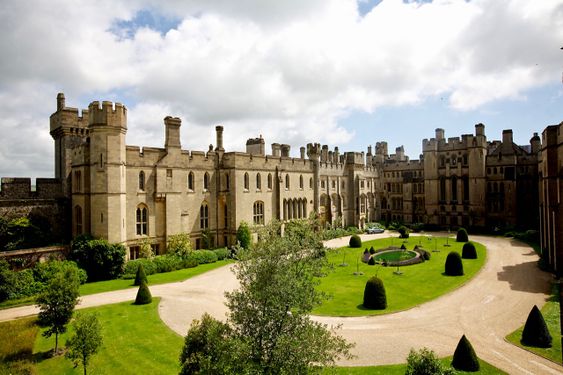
[2,94,559,265]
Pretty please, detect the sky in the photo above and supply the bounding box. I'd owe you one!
[0,0,561,179]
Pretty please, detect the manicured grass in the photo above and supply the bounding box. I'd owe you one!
[0,316,38,374]
[79,259,232,296]
[0,295,37,310]
[34,298,184,375]
[328,357,506,374]
[314,236,486,316]
[506,284,562,364]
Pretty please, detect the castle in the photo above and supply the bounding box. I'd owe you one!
[0,94,560,272]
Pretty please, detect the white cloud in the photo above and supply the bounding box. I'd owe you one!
[0,0,561,177]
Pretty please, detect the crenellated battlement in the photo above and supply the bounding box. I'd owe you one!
[0,177,63,200]
[88,100,127,130]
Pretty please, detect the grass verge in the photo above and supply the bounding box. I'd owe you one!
[314,236,486,316]
[505,283,562,364]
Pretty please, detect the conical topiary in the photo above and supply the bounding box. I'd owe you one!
[445,252,464,276]
[363,276,386,309]
[400,244,407,250]
[368,256,376,266]
[522,305,552,348]
[135,281,152,305]
[451,335,480,372]
[369,246,375,254]
[456,228,468,242]
[134,263,148,286]
[462,242,477,259]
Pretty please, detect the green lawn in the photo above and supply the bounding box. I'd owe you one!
[34,298,184,375]
[314,236,486,316]
[328,357,506,374]
[79,259,232,295]
[0,260,232,310]
[506,284,562,363]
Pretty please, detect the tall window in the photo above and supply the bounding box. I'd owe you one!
[256,173,261,190]
[203,172,209,190]
[188,172,194,191]
[225,174,230,191]
[299,175,303,189]
[267,173,272,190]
[136,206,148,235]
[74,171,82,192]
[253,201,264,225]
[200,202,209,229]
[285,174,290,190]
[74,205,82,235]
[463,176,469,201]
[244,172,249,190]
[224,203,228,227]
[451,176,458,202]
[439,177,446,201]
[138,171,145,191]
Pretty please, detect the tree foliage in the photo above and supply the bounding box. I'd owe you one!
[36,267,81,353]
[236,221,251,250]
[180,220,352,374]
[69,235,125,281]
[406,347,455,375]
[65,312,103,375]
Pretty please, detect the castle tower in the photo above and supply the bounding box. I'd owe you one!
[87,100,127,243]
[50,93,89,195]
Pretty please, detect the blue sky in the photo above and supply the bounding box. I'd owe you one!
[0,0,561,178]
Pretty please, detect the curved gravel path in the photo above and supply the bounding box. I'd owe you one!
[0,233,561,374]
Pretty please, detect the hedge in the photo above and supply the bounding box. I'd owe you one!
[363,276,387,309]
[445,252,464,276]
[462,242,477,259]
[456,228,469,243]
[349,235,362,248]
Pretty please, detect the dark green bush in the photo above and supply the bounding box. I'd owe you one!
[445,252,464,276]
[134,264,148,286]
[349,235,362,248]
[522,305,552,348]
[363,276,386,309]
[124,258,157,277]
[462,242,477,259]
[420,249,431,261]
[398,226,409,239]
[135,281,152,305]
[367,257,376,266]
[369,246,375,254]
[0,261,43,302]
[451,335,480,372]
[212,248,229,260]
[406,347,454,375]
[69,235,125,281]
[456,228,468,242]
[236,221,251,249]
[400,244,407,250]
[33,260,87,285]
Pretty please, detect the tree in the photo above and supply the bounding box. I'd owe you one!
[451,334,480,372]
[167,233,193,258]
[36,267,80,354]
[69,236,126,281]
[224,220,353,373]
[236,221,251,250]
[134,263,148,286]
[522,305,552,348]
[406,347,454,375]
[65,312,103,375]
[138,237,154,259]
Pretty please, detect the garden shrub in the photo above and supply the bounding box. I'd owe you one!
[462,242,477,259]
[400,244,407,250]
[363,276,386,309]
[33,260,87,285]
[451,335,480,372]
[456,228,469,242]
[213,248,229,260]
[69,235,126,281]
[191,250,218,264]
[0,261,43,302]
[368,257,376,266]
[349,235,362,248]
[236,221,251,249]
[521,305,552,348]
[445,252,464,276]
[134,263,148,286]
[134,281,152,305]
[167,233,193,258]
[398,226,409,239]
[420,249,431,261]
[123,258,157,278]
[369,246,375,254]
[406,347,454,375]
[152,255,179,273]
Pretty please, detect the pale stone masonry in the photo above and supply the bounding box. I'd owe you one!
[24,93,552,260]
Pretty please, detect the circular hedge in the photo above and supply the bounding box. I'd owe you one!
[445,251,464,276]
[349,235,362,248]
[456,228,469,242]
[462,242,477,259]
[363,276,387,309]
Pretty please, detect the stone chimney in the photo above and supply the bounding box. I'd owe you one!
[164,116,181,149]
[215,126,224,151]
